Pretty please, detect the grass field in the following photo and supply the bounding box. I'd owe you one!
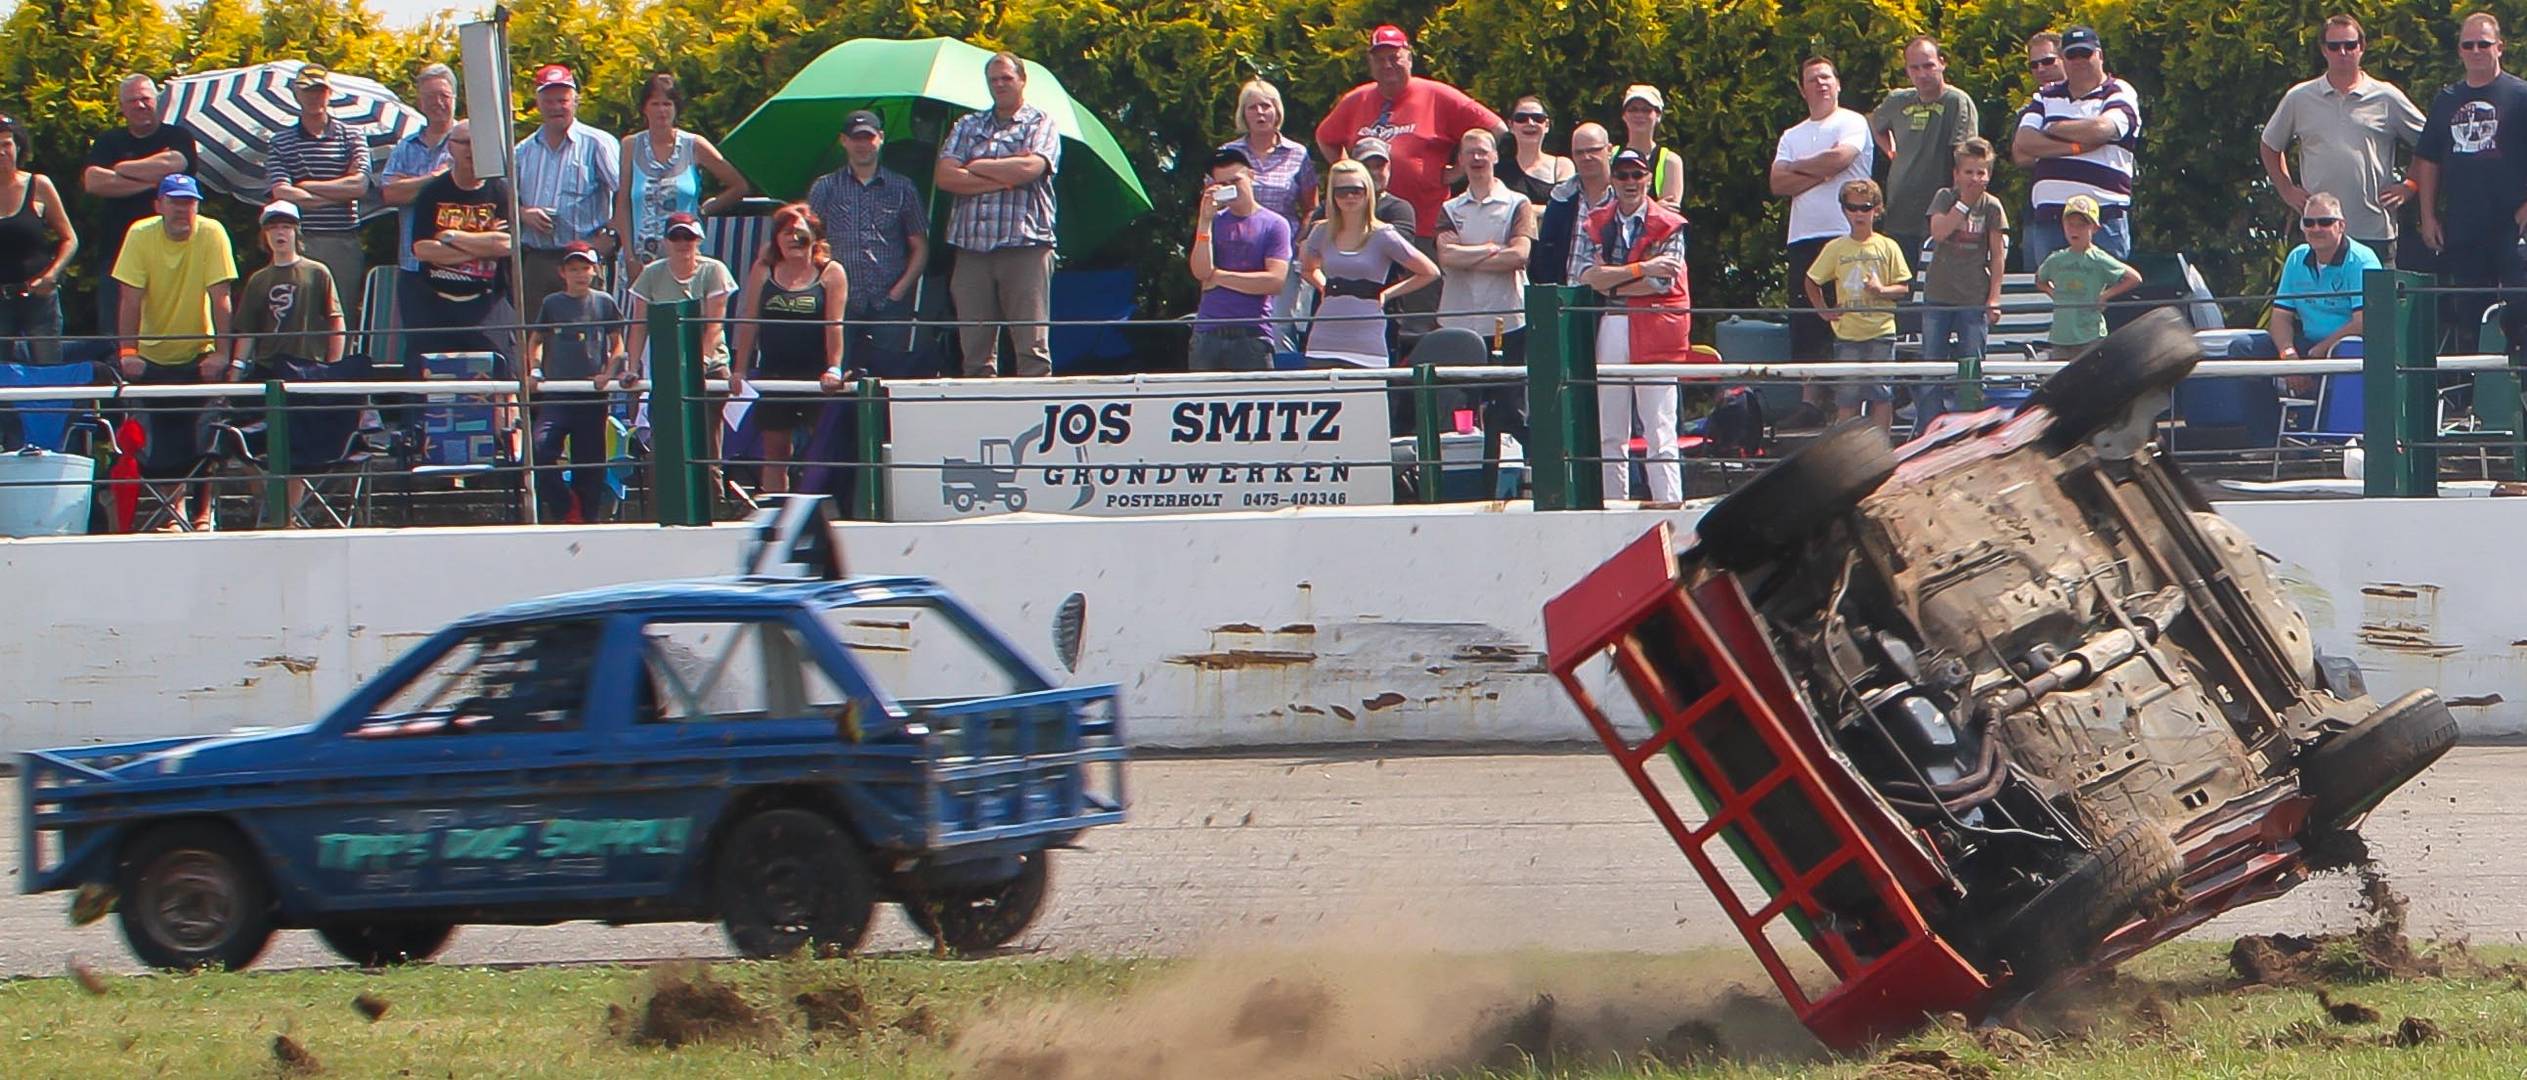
[5,941,2526,1078]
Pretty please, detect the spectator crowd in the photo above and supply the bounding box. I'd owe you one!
[1,13,2515,518]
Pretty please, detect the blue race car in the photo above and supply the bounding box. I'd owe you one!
[20,500,1127,970]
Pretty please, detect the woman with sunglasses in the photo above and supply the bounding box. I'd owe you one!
[1298,159,1438,370]
[1502,96,1572,205]
[729,202,849,495]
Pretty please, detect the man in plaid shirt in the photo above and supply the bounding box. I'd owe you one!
[934,51,1061,378]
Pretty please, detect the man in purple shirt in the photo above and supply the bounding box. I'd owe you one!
[1186,146,1291,371]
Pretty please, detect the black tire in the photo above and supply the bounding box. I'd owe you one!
[1986,820,2181,985]
[114,821,276,972]
[317,921,457,967]
[2301,690,2460,832]
[1692,419,1896,571]
[904,851,1050,954]
[2034,307,2201,447]
[714,808,878,959]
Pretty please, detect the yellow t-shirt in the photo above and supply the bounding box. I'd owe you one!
[111,216,239,366]
[1805,232,1912,342]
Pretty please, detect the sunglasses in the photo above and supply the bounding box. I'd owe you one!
[2464,39,2500,51]
[1612,168,1651,179]
[1841,202,1878,212]
[782,228,813,240]
[1511,112,1549,123]
[2301,216,2343,227]
[2324,39,2362,53]
[2029,55,2062,69]
[2064,47,2098,59]
[1331,185,1368,195]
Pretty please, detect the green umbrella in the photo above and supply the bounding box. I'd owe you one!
[720,36,1153,257]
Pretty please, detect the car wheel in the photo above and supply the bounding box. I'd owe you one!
[1692,419,1896,571]
[2301,690,2459,833]
[714,808,878,959]
[2034,307,2201,449]
[904,851,1050,954]
[317,921,457,967]
[1986,820,2181,986]
[115,822,276,972]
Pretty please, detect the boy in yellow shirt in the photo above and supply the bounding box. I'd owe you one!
[1803,179,1911,427]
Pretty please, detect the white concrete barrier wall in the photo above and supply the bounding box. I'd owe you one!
[2,498,2521,752]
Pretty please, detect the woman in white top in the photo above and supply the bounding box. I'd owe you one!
[1298,159,1438,368]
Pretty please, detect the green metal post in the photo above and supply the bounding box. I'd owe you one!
[260,379,292,528]
[1413,362,1441,502]
[852,376,888,521]
[647,298,711,525]
[2362,268,2438,497]
[1523,284,1570,508]
[1956,352,1984,411]
[1562,288,1603,510]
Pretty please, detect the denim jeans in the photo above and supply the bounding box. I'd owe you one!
[2022,211,2132,270]
[1829,337,1896,407]
[1915,305,1990,422]
[845,292,924,378]
[532,391,615,522]
[0,288,63,365]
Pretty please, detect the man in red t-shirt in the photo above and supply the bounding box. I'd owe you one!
[1314,25,1505,240]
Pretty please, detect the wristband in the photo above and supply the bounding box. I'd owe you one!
[1631,263,1644,281]
[825,364,845,377]
[118,347,139,359]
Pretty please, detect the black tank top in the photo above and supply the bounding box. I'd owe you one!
[753,264,832,379]
[0,182,50,285]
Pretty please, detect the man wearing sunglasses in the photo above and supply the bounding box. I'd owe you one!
[2010,26,2141,268]
[2271,193,2380,362]
[2415,11,2527,349]
[2262,15,2423,268]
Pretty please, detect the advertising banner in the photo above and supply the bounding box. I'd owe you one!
[885,377,1395,520]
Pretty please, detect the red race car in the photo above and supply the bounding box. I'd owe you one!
[1543,310,2456,1050]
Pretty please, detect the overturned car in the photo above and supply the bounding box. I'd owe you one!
[1542,309,2456,1050]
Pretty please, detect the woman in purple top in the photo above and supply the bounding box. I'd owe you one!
[1222,79,1318,355]
[1298,159,1438,368]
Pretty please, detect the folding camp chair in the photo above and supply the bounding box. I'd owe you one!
[209,354,393,527]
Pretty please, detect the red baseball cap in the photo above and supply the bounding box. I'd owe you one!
[533,63,576,91]
[1370,25,1410,50]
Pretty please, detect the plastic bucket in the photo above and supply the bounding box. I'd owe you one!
[0,449,94,537]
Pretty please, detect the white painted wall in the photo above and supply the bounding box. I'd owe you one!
[4,498,2522,752]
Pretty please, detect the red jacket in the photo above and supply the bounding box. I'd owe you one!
[1583,201,1696,363]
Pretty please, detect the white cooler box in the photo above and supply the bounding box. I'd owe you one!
[0,448,94,537]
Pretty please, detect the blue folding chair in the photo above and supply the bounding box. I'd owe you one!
[1049,268,1136,375]
[0,361,99,452]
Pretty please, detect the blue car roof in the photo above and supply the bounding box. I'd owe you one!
[458,575,957,626]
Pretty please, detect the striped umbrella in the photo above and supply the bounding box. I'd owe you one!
[160,61,425,220]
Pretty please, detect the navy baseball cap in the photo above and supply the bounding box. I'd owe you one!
[157,174,202,200]
[2062,26,2102,54]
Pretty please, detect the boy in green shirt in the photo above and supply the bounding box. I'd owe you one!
[2036,194,2142,359]
[1803,178,1912,426]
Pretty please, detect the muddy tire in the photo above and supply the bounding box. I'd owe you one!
[115,821,276,972]
[1987,820,2182,984]
[2301,690,2459,833]
[317,921,456,967]
[1693,419,1896,571]
[904,851,1050,954]
[2034,308,2201,448]
[714,808,878,959]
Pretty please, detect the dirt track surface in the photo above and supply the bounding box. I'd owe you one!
[2,747,2517,975]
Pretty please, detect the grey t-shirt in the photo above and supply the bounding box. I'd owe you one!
[1301,223,1420,366]
[1870,85,1980,238]
[1924,187,2009,306]
[536,290,624,380]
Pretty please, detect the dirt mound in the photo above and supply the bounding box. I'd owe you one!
[352,993,391,1022]
[2230,863,2441,986]
[795,983,872,1035]
[2315,989,2379,1025]
[2252,1014,2444,1051]
[1862,1048,1993,1080]
[272,1034,322,1075]
[951,952,1822,1079]
[623,968,774,1049]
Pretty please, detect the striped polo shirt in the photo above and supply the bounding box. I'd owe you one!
[265,118,371,232]
[2015,77,2142,220]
